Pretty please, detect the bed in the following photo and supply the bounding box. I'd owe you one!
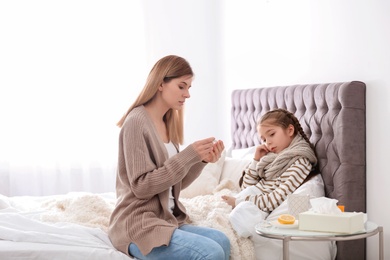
[227,81,366,260]
[0,81,366,260]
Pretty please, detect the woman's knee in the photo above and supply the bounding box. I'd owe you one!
[203,240,227,260]
[208,230,230,260]
[213,230,231,252]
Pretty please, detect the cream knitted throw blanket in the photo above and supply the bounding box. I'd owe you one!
[256,134,317,179]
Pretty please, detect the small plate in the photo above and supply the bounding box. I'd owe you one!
[271,220,299,229]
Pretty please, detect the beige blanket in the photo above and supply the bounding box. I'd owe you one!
[40,180,254,260]
[181,180,254,260]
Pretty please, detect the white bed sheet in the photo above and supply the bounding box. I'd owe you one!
[0,192,130,260]
[0,240,129,260]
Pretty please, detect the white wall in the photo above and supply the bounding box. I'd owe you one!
[222,1,390,259]
[141,0,225,147]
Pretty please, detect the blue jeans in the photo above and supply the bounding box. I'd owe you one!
[128,224,230,260]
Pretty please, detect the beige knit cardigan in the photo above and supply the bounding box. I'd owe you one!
[108,106,206,256]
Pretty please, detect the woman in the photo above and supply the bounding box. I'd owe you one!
[108,55,230,260]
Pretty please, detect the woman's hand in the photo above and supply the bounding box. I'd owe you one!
[192,138,224,163]
[254,144,270,161]
[221,195,236,208]
[203,139,224,163]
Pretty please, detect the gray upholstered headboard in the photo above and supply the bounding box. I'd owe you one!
[231,81,366,260]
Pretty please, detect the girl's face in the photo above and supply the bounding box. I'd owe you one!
[258,123,295,153]
[159,75,192,111]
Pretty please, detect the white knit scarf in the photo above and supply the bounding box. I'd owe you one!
[255,135,317,179]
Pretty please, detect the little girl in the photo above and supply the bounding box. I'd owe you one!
[222,108,318,237]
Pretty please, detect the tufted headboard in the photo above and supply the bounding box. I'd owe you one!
[231,81,366,260]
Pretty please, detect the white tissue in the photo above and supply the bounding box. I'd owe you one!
[309,197,342,215]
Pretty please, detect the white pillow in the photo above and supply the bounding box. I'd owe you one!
[220,146,255,186]
[180,150,226,198]
[266,174,325,222]
[219,157,251,185]
[228,146,257,160]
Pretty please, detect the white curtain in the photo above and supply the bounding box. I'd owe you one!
[0,1,147,196]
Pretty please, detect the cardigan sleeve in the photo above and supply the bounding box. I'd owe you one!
[120,114,203,200]
[236,157,312,212]
[180,161,206,190]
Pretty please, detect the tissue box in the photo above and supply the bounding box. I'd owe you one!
[299,211,365,234]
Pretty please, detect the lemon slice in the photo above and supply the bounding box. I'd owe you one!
[277,214,296,225]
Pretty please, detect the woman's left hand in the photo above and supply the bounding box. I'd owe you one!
[203,140,224,163]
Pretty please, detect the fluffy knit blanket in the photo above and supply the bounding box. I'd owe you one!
[40,193,116,232]
[40,180,254,260]
[181,180,254,260]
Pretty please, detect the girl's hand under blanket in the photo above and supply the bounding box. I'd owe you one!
[222,195,236,208]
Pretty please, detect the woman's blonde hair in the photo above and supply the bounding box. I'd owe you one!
[117,55,193,145]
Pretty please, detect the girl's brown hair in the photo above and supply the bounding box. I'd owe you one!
[117,55,194,145]
[259,108,316,152]
[259,108,319,177]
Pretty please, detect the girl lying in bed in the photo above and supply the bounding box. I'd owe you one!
[222,108,318,237]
